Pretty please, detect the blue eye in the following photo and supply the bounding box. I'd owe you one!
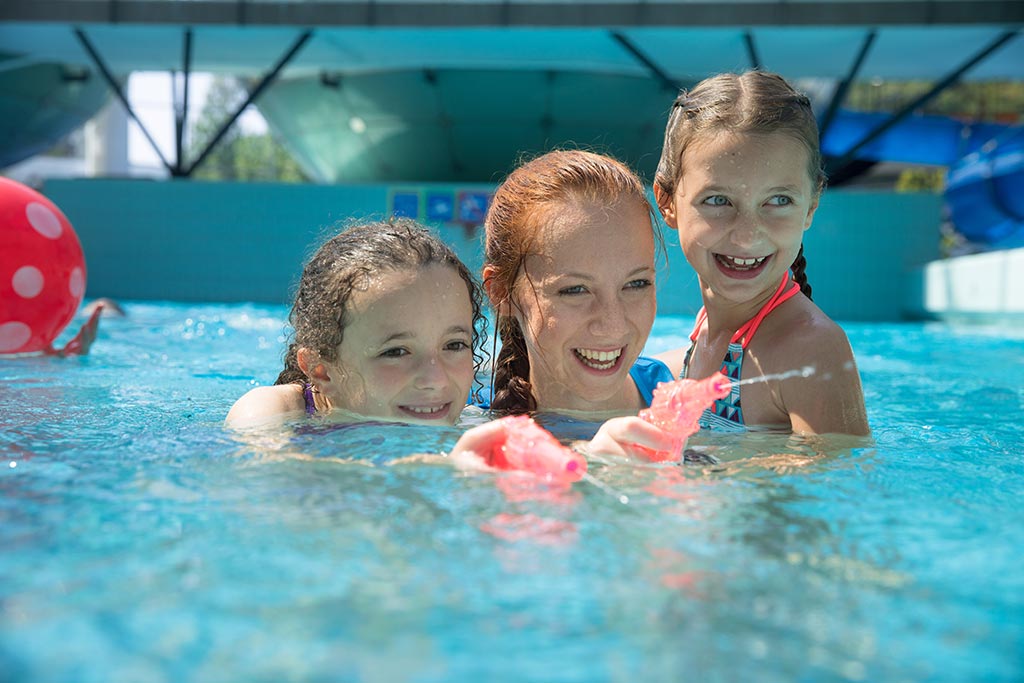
[704,195,730,207]
[559,285,588,296]
[625,279,652,290]
[767,195,793,206]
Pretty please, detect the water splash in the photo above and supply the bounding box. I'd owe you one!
[580,470,630,505]
[735,365,816,386]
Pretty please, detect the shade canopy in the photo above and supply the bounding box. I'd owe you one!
[1,1,1021,182]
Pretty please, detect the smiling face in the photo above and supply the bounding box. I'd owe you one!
[318,264,475,425]
[507,197,657,413]
[658,131,819,308]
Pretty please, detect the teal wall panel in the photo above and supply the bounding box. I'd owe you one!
[42,179,940,321]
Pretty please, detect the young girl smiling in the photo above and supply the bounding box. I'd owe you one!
[652,71,869,436]
[482,149,672,418]
[226,219,485,427]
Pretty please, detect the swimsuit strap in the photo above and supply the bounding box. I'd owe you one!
[732,273,801,348]
[687,273,802,349]
[688,308,708,344]
[303,382,317,415]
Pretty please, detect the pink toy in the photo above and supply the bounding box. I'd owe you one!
[0,177,96,355]
[635,373,733,461]
[483,415,587,486]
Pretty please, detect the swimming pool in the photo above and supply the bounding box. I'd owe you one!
[2,301,1021,682]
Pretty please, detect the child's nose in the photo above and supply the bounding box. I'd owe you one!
[730,211,765,246]
[415,355,449,390]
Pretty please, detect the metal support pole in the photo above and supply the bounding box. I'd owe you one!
[818,30,876,143]
[185,30,313,176]
[74,26,175,174]
[828,30,1019,176]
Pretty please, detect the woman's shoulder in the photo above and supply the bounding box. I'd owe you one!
[651,348,688,378]
[629,355,676,406]
[631,355,673,376]
[225,383,306,427]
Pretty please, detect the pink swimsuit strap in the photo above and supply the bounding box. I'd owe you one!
[688,274,802,350]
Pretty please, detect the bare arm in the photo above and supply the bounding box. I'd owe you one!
[586,416,680,458]
[449,415,679,467]
[779,324,870,436]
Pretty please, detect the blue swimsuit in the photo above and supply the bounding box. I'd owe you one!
[629,356,674,406]
[471,356,672,410]
[303,382,317,415]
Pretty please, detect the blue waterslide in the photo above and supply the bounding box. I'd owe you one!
[945,128,1024,247]
[823,110,1024,247]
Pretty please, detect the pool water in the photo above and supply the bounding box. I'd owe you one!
[1,302,1022,682]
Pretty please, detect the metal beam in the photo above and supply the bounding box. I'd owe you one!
[827,30,1021,176]
[610,31,681,93]
[818,30,876,143]
[5,1,1023,27]
[172,28,194,176]
[744,31,762,71]
[73,26,175,174]
[185,30,312,176]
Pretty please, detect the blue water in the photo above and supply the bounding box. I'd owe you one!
[2,302,1022,682]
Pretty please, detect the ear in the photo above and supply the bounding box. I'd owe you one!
[803,195,820,232]
[653,183,678,231]
[482,265,512,317]
[297,347,331,384]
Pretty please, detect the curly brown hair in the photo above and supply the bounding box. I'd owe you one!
[276,218,487,403]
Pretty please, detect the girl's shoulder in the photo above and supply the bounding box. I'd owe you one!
[761,295,850,352]
[752,297,869,436]
[757,296,860,374]
[225,383,307,427]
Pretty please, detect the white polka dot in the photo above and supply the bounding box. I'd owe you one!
[12,266,44,298]
[0,321,32,353]
[26,202,63,239]
[69,267,85,298]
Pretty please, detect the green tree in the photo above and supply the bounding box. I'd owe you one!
[188,76,308,182]
[895,167,946,193]
[846,80,1024,122]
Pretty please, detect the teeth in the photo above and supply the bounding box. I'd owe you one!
[720,255,767,269]
[575,348,622,370]
[577,348,622,362]
[403,405,445,414]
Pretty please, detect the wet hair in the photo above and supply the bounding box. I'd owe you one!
[484,149,658,413]
[276,218,487,402]
[655,70,823,300]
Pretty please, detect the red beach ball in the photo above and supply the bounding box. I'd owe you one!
[0,177,86,354]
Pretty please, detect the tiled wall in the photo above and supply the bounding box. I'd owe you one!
[43,178,941,321]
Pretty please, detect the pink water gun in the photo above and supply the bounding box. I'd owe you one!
[481,415,587,486]
[635,373,733,461]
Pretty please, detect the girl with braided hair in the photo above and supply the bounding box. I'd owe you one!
[226,218,485,428]
[652,70,869,435]
[482,148,672,418]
